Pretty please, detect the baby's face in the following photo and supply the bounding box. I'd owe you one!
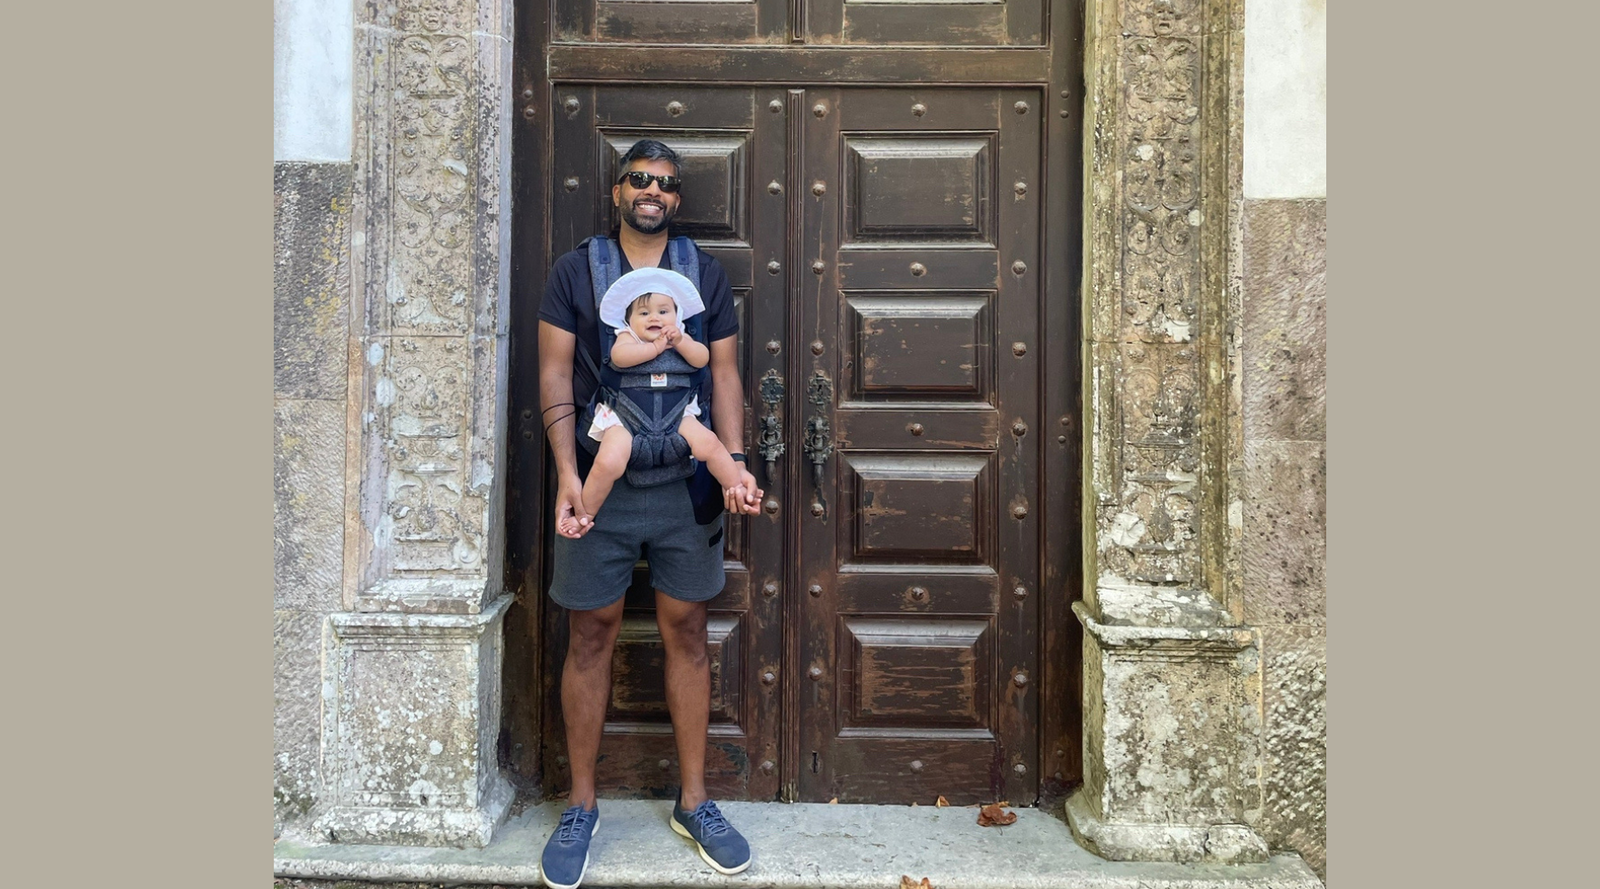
[627,292,679,342]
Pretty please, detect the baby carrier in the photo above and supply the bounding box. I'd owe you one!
[576,237,710,488]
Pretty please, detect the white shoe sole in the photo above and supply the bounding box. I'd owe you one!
[541,817,599,889]
[670,815,751,875]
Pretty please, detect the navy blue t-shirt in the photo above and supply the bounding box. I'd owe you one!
[538,239,739,419]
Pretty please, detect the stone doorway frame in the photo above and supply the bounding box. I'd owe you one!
[314,0,1267,862]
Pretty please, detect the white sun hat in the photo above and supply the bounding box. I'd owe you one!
[598,268,705,331]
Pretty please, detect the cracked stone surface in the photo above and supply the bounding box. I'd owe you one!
[1242,199,1325,444]
[274,162,352,402]
[274,397,345,613]
[275,609,326,833]
[1259,627,1326,879]
[1241,441,1325,627]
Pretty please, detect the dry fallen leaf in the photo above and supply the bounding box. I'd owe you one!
[977,803,1017,827]
[935,795,950,807]
[899,877,935,889]
[829,797,839,804]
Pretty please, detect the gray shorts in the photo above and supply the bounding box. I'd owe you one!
[547,477,726,611]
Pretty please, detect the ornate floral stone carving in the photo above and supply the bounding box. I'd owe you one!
[390,17,474,336]
[1096,0,1209,593]
[377,337,485,576]
[1099,344,1201,587]
[1121,0,1201,38]
[1123,35,1200,346]
[350,0,507,610]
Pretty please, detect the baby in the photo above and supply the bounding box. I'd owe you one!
[560,270,747,538]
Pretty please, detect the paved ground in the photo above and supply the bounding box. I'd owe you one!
[274,799,1323,889]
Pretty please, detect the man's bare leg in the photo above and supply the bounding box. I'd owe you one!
[654,590,711,808]
[563,598,626,809]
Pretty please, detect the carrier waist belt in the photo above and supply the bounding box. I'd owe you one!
[614,373,697,389]
[603,386,698,483]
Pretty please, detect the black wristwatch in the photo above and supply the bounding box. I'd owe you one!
[730,452,747,463]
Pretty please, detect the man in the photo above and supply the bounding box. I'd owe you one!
[536,139,763,889]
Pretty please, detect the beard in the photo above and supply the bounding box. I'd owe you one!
[622,197,676,235]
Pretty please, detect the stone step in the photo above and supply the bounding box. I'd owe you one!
[275,800,1323,889]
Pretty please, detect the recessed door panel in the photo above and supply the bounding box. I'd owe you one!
[844,137,994,244]
[555,0,787,44]
[841,618,993,730]
[843,452,994,563]
[844,293,994,399]
[805,0,1044,46]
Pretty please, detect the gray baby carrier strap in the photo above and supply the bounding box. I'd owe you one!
[578,235,705,488]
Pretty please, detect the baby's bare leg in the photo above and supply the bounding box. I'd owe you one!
[566,426,631,537]
[678,415,744,492]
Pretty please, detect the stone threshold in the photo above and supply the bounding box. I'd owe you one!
[274,799,1324,889]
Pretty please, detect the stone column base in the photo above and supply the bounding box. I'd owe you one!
[1067,598,1270,864]
[1065,788,1268,864]
[312,596,514,848]
[317,773,513,848]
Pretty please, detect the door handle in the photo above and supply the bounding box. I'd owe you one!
[804,416,832,495]
[803,370,834,515]
[757,369,786,486]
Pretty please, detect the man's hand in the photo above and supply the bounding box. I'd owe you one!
[554,472,592,539]
[723,467,763,516]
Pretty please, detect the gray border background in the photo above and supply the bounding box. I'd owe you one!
[10,1,270,887]
[9,1,1595,887]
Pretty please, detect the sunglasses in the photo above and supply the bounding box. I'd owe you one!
[616,170,682,193]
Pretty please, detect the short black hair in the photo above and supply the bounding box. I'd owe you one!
[618,139,681,178]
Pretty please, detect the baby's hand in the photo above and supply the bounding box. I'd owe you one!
[662,327,682,348]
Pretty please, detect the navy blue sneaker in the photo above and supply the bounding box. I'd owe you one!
[540,802,600,889]
[670,799,751,875]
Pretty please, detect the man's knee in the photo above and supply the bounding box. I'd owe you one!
[567,607,623,667]
[656,599,708,659]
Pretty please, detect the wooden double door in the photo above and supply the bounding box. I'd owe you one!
[508,0,1081,807]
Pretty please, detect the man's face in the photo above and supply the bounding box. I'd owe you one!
[626,293,680,342]
[613,159,681,235]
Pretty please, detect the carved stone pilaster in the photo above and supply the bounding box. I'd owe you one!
[347,0,513,616]
[314,597,514,848]
[1070,0,1264,862]
[327,0,514,847]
